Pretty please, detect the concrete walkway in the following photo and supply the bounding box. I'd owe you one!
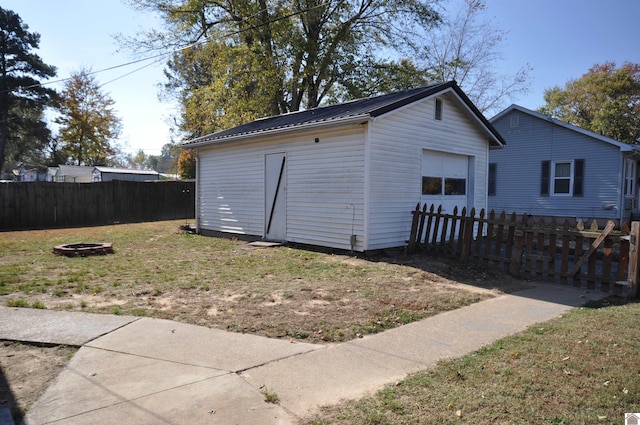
[0,283,604,425]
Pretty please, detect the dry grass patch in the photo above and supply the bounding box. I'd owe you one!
[0,220,520,343]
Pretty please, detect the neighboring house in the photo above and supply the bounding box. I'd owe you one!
[489,105,640,225]
[54,165,94,183]
[183,81,505,252]
[93,167,160,182]
[11,164,44,182]
[52,165,160,183]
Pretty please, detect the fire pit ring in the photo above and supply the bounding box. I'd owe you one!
[53,242,114,257]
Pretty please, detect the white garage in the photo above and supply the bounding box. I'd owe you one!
[185,81,505,252]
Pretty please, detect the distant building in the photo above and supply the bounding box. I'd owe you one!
[54,165,94,183]
[92,166,160,182]
[11,163,47,182]
[51,165,160,183]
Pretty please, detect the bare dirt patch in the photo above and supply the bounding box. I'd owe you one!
[0,342,76,422]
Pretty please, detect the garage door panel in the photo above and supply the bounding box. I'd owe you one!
[421,150,470,239]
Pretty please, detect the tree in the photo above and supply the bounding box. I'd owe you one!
[177,149,195,179]
[539,62,640,144]
[416,0,531,115]
[124,0,441,138]
[0,7,57,173]
[55,69,122,165]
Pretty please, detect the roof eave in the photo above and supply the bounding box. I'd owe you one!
[184,114,370,148]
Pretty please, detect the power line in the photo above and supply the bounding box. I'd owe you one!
[2,2,328,95]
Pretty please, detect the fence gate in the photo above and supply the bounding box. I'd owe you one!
[408,203,638,298]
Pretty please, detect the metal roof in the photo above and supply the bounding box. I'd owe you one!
[184,81,505,148]
[94,167,159,176]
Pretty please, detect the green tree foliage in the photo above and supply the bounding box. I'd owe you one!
[0,7,57,173]
[55,69,122,165]
[124,142,183,174]
[177,149,196,179]
[539,62,640,144]
[124,0,441,138]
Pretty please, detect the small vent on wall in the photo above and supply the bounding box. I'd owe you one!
[435,98,443,121]
[510,115,519,128]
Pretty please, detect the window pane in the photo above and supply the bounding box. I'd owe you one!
[554,179,570,194]
[444,178,466,195]
[555,162,571,177]
[422,176,442,195]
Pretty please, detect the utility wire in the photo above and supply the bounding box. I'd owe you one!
[2,2,328,95]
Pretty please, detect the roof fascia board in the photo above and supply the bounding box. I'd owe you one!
[446,89,505,148]
[185,114,369,148]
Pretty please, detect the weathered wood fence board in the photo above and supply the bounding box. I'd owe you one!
[408,203,637,297]
[0,181,195,231]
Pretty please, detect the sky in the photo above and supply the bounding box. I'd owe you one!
[3,0,640,157]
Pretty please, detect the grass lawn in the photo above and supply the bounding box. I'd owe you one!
[304,297,640,425]
[1,221,638,423]
[0,220,519,344]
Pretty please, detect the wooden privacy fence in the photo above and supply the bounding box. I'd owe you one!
[0,180,195,231]
[408,203,639,298]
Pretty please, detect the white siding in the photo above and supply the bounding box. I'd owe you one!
[366,92,490,250]
[197,126,366,251]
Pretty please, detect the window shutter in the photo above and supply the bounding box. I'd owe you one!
[541,161,550,196]
[573,159,584,197]
[488,163,496,196]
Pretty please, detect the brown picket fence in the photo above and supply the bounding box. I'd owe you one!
[408,203,639,298]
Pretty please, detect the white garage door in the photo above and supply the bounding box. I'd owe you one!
[421,150,469,214]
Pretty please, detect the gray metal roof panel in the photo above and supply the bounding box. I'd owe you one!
[185,81,505,147]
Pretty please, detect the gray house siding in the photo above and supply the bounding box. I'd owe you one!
[490,107,630,224]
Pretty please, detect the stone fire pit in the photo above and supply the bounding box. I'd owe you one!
[53,243,114,257]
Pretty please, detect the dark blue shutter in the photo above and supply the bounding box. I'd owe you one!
[488,163,496,196]
[541,161,550,196]
[573,159,584,197]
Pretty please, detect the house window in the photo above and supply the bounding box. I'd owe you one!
[541,159,585,197]
[553,161,572,195]
[488,163,496,196]
[434,98,443,121]
[422,176,466,195]
[510,115,519,128]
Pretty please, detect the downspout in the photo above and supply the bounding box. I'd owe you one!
[190,148,200,233]
[620,153,625,226]
[624,147,640,225]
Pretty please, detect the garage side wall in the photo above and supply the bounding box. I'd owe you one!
[196,126,366,251]
[367,92,490,250]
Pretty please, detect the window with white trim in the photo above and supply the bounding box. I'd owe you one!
[552,161,573,195]
[540,159,584,197]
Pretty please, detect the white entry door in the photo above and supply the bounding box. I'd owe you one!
[265,153,287,241]
[421,150,469,214]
